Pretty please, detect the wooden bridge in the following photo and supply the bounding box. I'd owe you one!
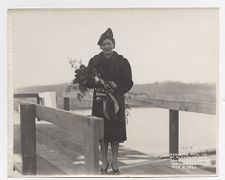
[13,93,216,176]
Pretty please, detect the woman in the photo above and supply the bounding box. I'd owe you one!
[86,28,133,174]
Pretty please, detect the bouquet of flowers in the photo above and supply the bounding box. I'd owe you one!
[69,58,96,95]
[73,64,96,94]
[69,58,119,116]
[69,57,118,94]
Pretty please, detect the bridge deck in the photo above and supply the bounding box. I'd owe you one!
[13,111,216,177]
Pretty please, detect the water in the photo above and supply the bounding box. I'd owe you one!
[72,107,217,156]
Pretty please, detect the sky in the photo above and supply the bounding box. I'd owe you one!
[9,8,219,88]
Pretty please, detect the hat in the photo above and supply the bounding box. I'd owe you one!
[97,28,115,47]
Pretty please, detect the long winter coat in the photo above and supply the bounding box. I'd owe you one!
[86,51,133,142]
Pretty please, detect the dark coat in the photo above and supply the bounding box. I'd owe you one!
[86,51,133,142]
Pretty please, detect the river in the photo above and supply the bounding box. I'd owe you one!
[72,107,217,156]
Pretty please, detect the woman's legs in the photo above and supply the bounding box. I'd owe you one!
[111,142,119,170]
[100,140,109,169]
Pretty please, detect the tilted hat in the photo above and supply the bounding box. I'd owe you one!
[97,28,115,47]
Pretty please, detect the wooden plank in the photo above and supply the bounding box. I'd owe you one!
[169,110,179,156]
[87,115,104,140]
[138,97,216,115]
[14,93,39,98]
[20,104,37,175]
[64,97,70,111]
[35,104,89,140]
[14,93,40,104]
[15,96,216,115]
[36,155,66,175]
[84,117,101,174]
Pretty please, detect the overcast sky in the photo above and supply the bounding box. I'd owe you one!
[9,8,218,88]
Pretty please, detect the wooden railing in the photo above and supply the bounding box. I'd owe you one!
[137,97,216,155]
[14,93,216,174]
[14,98,103,175]
[64,97,216,154]
[63,96,216,155]
[138,97,216,115]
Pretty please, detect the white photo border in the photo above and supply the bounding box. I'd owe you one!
[1,1,225,180]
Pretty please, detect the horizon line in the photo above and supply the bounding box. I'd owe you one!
[14,80,216,90]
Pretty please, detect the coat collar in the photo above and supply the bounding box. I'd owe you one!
[99,51,120,61]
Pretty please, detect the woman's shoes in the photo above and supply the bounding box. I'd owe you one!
[112,169,120,175]
[100,162,120,175]
[100,162,109,174]
[111,163,120,175]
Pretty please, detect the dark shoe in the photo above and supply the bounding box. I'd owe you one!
[111,163,120,175]
[100,162,109,174]
[112,169,120,175]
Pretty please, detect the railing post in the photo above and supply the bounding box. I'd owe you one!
[84,118,101,174]
[64,97,70,111]
[39,97,45,105]
[36,96,41,105]
[20,104,37,175]
[169,110,179,156]
[37,97,43,121]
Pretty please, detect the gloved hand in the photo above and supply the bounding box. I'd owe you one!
[108,81,117,89]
